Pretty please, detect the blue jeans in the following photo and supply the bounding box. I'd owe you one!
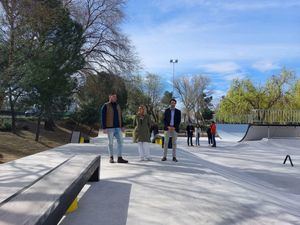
[107,128,123,157]
[212,134,216,146]
[196,133,200,145]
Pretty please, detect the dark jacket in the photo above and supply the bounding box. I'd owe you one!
[150,124,159,135]
[206,127,212,137]
[101,102,123,129]
[163,108,181,132]
[186,125,194,136]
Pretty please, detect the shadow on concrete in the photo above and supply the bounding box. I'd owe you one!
[61,180,132,225]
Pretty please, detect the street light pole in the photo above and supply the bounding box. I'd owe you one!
[170,59,178,94]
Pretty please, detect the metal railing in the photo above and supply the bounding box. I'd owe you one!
[216,109,300,125]
[251,109,300,124]
[215,114,251,124]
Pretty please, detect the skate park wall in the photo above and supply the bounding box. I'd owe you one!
[217,124,300,142]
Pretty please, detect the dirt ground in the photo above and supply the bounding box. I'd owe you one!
[0,119,98,163]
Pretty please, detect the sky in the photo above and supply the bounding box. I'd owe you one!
[121,0,300,106]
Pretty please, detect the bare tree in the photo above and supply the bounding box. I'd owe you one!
[174,75,211,123]
[174,76,194,122]
[144,73,162,123]
[0,0,25,133]
[193,75,211,123]
[65,0,139,75]
[125,74,148,114]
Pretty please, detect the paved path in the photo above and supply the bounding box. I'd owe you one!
[60,137,300,225]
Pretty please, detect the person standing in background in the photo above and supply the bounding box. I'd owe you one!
[186,123,194,146]
[195,124,201,146]
[150,123,159,143]
[210,121,217,147]
[206,126,212,145]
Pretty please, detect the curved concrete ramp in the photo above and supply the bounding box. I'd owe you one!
[216,124,249,142]
[243,125,300,141]
[217,124,300,142]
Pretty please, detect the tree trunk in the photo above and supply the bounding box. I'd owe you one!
[35,116,42,141]
[44,118,55,131]
[7,1,17,134]
[74,121,80,131]
[0,93,4,110]
[88,127,93,135]
[8,88,16,133]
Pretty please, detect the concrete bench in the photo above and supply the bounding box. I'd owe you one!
[0,144,101,225]
[70,131,81,143]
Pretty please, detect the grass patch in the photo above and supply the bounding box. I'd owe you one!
[0,118,98,163]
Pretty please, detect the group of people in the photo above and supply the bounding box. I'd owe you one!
[186,122,217,147]
[101,92,216,164]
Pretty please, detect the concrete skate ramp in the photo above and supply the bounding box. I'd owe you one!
[217,124,300,142]
[216,124,249,142]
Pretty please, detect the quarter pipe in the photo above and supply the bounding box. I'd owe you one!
[217,124,300,142]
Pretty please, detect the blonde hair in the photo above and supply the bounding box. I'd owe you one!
[137,105,146,116]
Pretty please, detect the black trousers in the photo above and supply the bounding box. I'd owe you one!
[208,135,212,144]
[211,134,216,146]
[187,135,193,146]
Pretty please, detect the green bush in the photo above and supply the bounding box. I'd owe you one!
[0,121,12,131]
[123,115,134,128]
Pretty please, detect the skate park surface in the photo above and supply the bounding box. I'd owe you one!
[59,130,300,225]
[217,124,300,142]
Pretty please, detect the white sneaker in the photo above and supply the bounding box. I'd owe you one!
[139,158,145,161]
[146,157,153,161]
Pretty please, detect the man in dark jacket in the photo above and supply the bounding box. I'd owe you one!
[101,92,128,163]
[162,98,181,162]
[186,123,194,146]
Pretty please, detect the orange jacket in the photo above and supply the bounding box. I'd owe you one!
[210,123,216,134]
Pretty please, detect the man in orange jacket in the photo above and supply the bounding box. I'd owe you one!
[210,121,216,147]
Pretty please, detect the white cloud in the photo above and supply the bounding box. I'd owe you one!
[124,0,300,78]
[214,89,227,98]
[223,72,246,81]
[201,62,240,73]
[211,89,228,108]
[152,0,300,12]
[125,0,300,71]
[221,1,300,11]
[252,60,280,72]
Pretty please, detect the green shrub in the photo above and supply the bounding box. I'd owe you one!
[1,122,12,131]
[123,115,134,128]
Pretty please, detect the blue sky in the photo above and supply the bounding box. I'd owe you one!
[121,0,300,106]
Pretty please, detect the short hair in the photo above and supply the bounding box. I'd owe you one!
[170,98,177,103]
[109,91,117,96]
